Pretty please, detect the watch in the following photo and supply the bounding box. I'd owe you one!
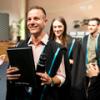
[50,78,55,87]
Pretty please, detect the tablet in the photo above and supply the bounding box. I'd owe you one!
[7,46,36,85]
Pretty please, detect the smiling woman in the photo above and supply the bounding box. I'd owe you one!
[49,17,71,100]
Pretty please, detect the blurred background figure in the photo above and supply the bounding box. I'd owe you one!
[0,54,8,100]
[77,17,100,100]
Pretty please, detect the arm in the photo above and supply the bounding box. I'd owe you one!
[0,54,6,66]
[86,63,100,78]
[86,63,100,87]
[36,56,66,86]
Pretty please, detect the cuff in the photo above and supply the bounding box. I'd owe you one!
[56,75,65,87]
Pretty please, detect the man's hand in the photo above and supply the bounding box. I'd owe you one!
[86,63,100,78]
[36,72,52,85]
[7,67,21,80]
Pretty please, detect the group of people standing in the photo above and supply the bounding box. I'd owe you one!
[48,13,100,100]
[0,5,100,100]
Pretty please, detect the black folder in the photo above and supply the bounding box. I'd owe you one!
[7,46,35,85]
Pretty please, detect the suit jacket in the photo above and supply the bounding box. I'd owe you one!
[6,38,67,100]
[76,34,100,100]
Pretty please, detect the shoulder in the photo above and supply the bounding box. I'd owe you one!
[83,35,88,40]
[16,39,29,47]
[67,35,73,42]
[48,39,67,53]
[48,39,64,49]
[78,35,88,45]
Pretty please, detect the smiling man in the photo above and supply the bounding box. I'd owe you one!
[77,17,100,100]
[6,6,67,100]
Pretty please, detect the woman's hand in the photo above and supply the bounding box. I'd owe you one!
[6,66,21,80]
[69,59,74,64]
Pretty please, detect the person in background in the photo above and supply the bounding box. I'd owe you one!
[77,17,100,100]
[6,6,66,100]
[49,16,81,100]
[0,54,6,66]
[0,54,7,100]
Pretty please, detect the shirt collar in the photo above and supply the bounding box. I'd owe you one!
[27,33,49,45]
[89,32,99,39]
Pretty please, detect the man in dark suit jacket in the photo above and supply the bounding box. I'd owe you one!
[6,6,67,100]
[76,17,100,100]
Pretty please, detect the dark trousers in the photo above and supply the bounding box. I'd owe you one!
[70,87,87,100]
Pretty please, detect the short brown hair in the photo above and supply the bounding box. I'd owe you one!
[28,6,46,16]
[89,17,100,25]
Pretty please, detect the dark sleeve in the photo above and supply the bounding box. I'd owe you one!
[88,74,100,99]
[89,74,100,86]
[16,40,28,47]
[58,48,71,100]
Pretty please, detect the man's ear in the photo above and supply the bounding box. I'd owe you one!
[45,18,48,23]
